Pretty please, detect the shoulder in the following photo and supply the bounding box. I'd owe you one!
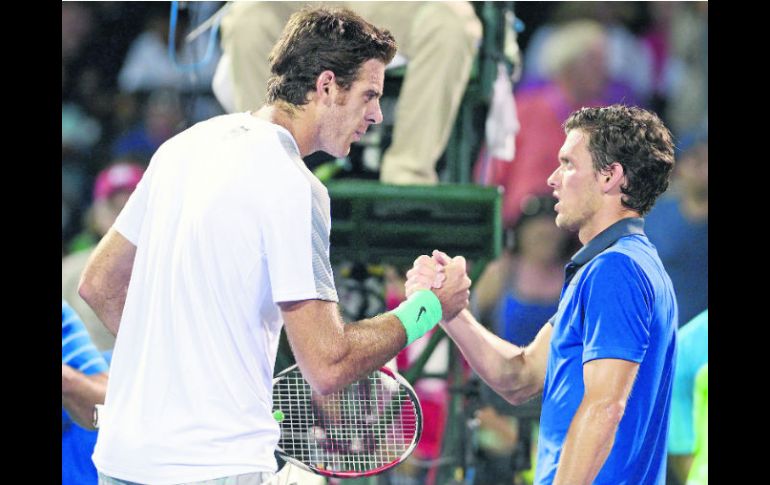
[584,248,646,281]
[579,246,655,299]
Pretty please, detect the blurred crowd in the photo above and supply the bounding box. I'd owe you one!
[62,2,707,485]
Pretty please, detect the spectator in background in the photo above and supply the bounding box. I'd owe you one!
[111,89,185,162]
[117,5,219,95]
[472,195,573,346]
[645,133,707,325]
[639,2,677,115]
[687,363,708,485]
[667,309,708,485]
[519,2,652,106]
[117,3,224,123]
[215,1,482,185]
[62,300,109,485]
[476,20,620,228]
[63,161,145,351]
[663,2,708,138]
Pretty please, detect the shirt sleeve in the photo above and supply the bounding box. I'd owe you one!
[261,172,338,304]
[579,252,653,365]
[113,153,155,244]
[61,300,109,375]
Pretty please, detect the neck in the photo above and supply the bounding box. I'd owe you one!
[253,102,318,157]
[578,208,639,245]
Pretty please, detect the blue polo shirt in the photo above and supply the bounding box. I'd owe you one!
[62,300,110,485]
[535,218,678,485]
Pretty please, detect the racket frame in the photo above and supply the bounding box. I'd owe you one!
[272,364,423,478]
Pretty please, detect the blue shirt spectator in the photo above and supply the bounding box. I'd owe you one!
[62,300,110,485]
[667,310,708,483]
[645,195,707,325]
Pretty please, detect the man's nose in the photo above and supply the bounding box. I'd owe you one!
[547,167,560,188]
[367,99,383,125]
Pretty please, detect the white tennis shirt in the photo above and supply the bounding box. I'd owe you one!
[92,113,338,484]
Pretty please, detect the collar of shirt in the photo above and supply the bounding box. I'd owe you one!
[563,217,646,285]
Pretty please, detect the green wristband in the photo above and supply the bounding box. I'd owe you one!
[390,290,443,346]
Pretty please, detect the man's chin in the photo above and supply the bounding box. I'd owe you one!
[554,214,577,232]
[326,145,351,159]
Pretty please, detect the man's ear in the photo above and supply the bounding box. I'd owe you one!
[601,162,626,194]
[315,70,336,105]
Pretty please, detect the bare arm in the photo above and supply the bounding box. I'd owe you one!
[78,228,136,336]
[281,254,469,395]
[61,365,108,431]
[442,310,551,405]
[280,299,407,395]
[552,358,640,485]
[406,250,551,404]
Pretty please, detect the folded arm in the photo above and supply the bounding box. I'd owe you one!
[78,228,136,336]
[62,365,108,430]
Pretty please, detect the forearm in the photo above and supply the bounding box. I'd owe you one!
[553,400,623,485]
[289,309,407,395]
[62,367,108,430]
[80,286,127,336]
[442,309,536,404]
[333,313,407,386]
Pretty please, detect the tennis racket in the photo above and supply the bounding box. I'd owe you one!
[271,364,423,478]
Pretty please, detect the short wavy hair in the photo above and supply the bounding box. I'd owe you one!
[564,105,675,216]
[266,7,397,106]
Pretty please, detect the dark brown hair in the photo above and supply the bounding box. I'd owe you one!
[266,7,397,106]
[564,105,675,216]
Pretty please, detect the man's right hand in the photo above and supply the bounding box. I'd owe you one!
[406,250,471,321]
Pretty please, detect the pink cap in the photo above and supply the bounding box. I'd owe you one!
[93,162,145,201]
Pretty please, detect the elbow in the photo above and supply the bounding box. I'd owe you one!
[599,400,627,426]
[584,398,627,431]
[304,365,348,396]
[306,372,336,396]
[77,272,96,307]
[491,359,538,405]
[312,381,338,397]
[503,384,540,406]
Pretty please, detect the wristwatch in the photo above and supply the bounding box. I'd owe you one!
[93,404,104,429]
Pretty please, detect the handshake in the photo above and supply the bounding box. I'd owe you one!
[404,249,471,323]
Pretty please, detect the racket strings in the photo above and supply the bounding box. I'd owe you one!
[273,370,419,473]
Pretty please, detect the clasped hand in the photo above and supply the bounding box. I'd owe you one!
[405,249,470,321]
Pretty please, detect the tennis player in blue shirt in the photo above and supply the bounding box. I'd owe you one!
[407,105,678,485]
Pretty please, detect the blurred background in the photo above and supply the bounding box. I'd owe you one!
[61,2,708,485]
